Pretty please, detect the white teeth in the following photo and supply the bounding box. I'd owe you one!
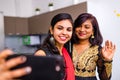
[60,36,66,40]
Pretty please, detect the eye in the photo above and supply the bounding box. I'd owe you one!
[67,27,72,32]
[85,25,91,29]
[57,26,63,30]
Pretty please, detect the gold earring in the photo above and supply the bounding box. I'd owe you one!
[91,34,94,39]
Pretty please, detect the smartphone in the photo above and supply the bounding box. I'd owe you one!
[6,54,65,80]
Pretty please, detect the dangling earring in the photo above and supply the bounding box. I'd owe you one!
[50,34,55,45]
[91,34,94,39]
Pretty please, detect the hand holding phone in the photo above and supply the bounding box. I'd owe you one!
[6,54,65,80]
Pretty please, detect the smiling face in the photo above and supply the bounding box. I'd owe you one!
[50,19,73,46]
[75,19,94,41]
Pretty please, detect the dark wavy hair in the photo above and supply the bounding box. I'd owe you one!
[37,13,73,55]
[72,13,103,46]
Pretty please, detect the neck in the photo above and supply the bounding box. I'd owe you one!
[78,39,90,45]
[74,39,91,55]
[55,43,64,55]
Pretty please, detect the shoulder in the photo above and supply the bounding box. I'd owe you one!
[34,50,46,56]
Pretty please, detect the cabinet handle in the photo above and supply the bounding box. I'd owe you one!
[16,33,20,35]
[8,33,13,35]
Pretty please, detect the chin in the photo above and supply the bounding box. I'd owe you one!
[59,41,67,45]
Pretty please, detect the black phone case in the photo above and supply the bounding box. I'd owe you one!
[6,54,65,80]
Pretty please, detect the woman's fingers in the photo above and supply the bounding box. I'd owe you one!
[0,67,31,80]
[105,40,116,50]
[1,56,27,71]
[11,67,32,78]
[0,49,13,59]
[0,49,32,80]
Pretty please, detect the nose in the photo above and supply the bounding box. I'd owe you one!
[79,27,84,31]
[62,29,67,34]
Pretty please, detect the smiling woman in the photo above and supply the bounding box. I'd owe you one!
[70,13,116,80]
[34,13,75,80]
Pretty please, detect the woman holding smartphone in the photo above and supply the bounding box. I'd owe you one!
[35,13,75,80]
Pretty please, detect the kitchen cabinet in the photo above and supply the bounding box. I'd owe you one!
[29,2,87,34]
[4,16,16,35]
[15,17,28,35]
[4,16,28,35]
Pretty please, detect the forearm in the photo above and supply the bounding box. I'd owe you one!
[97,57,112,80]
[103,61,112,78]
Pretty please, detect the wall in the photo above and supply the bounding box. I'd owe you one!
[15,0,33,17]
[32,0,73,15]
[0,12,5,50]
[0,0,16,16]
[87,0,120,80]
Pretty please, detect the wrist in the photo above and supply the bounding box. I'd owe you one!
[101,55,113,63]
[102,58,113,63]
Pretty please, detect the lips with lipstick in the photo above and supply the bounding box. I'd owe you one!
[78,32,86,37]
